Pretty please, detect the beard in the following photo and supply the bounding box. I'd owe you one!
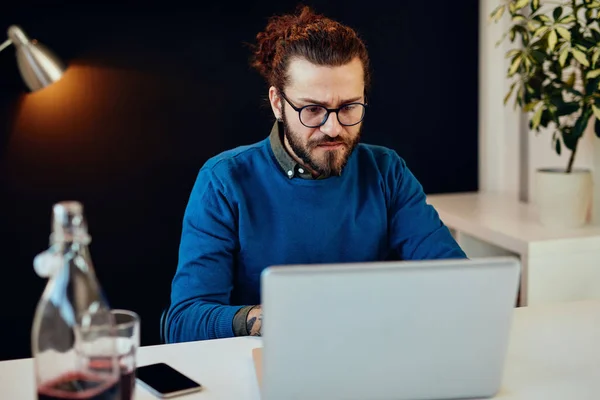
[281,107,362,178]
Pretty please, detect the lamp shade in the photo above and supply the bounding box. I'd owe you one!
[7,25,65,91]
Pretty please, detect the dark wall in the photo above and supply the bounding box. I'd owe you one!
[0,1,479,360]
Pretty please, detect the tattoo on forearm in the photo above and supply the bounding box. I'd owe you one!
[254,313,262,336]
[247,316,257,333]
[246,305,262,336]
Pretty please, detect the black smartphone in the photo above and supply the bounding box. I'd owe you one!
[136,362,203,398]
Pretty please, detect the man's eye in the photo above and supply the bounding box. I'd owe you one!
[306,106,323,114]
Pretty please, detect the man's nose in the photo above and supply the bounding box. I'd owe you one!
[320,111,343,138]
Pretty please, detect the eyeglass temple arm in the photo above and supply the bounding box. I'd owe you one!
[0,39,13,53]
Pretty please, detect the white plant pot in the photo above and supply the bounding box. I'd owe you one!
[535,168,592,228]
[592,135,600,224]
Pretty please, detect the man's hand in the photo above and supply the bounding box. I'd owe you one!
[246,305,262,336]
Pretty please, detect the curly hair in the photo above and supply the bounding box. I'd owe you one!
[250,5,371,93]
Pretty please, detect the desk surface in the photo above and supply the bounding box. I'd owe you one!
[1,300,600,400]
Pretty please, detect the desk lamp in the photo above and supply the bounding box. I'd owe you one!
[0,25,65,91]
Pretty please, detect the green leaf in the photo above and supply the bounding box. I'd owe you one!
[592,50,600,67]
[524,100,541,112]
[516,85,525,109]
[556,102,581,116]
[562,128,578,151]
[593,105,600,120]
[504,82,517,105]
[532,0,540,11]
[549,61,562,77]
[587,69,600,79]
[565,72,576,87]
[556,26,571,41]
[555,137,562,155]
[572,49,590,66]
[548,29,558,51]
[542,109,553,127]
[595,118,600,138]
[531,49,547,63]
[564,86,584,98]
[549,92,566,109]
[516,0,529,9]
[495,32,508,47]
[527,20,540,32]
[571,107,593,144]
[553,6,563,21]
[516,26,530,45]
[537,14,551,22]
[505,49,522,59]
[532,105,544,130]
[586,76,600,94]
[526,74,544,100]
[581,37,596,51]
[490,5,505,22]
[560,15,576,23]
[513,14,527,23]
[559,46,570,66]
[586,8,595,20]
[534,26,549,38]
[509,56,523,75]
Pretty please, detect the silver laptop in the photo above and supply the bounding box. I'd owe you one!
[259,256,521,400]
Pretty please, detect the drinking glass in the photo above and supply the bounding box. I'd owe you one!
[112,309,140,400]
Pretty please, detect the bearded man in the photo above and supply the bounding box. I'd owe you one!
[165,6,466,343]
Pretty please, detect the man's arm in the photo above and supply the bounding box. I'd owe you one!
[388,154,467,260]
[233,305,263,336]
[165,167,245,343]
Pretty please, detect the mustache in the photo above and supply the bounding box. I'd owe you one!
[309,136,347,147]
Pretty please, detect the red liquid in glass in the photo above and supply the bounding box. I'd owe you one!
[37,371,118,400]
[87,357,135,400]
[119,369,135,400]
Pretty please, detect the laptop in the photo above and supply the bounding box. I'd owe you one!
[256,256,521,400]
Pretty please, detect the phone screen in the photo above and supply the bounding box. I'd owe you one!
[136,362,201,395]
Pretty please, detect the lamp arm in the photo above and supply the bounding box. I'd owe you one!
[0,39,13,53]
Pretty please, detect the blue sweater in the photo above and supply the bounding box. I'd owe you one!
[166,137,466,343]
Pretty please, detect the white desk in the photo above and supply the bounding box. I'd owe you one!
[1,300,600,399]
[427,191,600,306]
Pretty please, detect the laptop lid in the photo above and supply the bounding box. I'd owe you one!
[259,256,520,400]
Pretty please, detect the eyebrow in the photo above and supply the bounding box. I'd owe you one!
[296,96,364,107]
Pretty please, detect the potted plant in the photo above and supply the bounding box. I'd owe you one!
[490,0,600,227]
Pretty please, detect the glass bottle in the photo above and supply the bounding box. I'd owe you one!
[31,201,120,400]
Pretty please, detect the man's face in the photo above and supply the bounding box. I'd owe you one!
[274,57,365,177]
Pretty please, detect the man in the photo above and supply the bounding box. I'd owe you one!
[165,6,466,343]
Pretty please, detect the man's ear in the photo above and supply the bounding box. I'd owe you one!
[268,86,282,121]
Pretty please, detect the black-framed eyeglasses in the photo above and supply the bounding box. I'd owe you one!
[279,91,367,128]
